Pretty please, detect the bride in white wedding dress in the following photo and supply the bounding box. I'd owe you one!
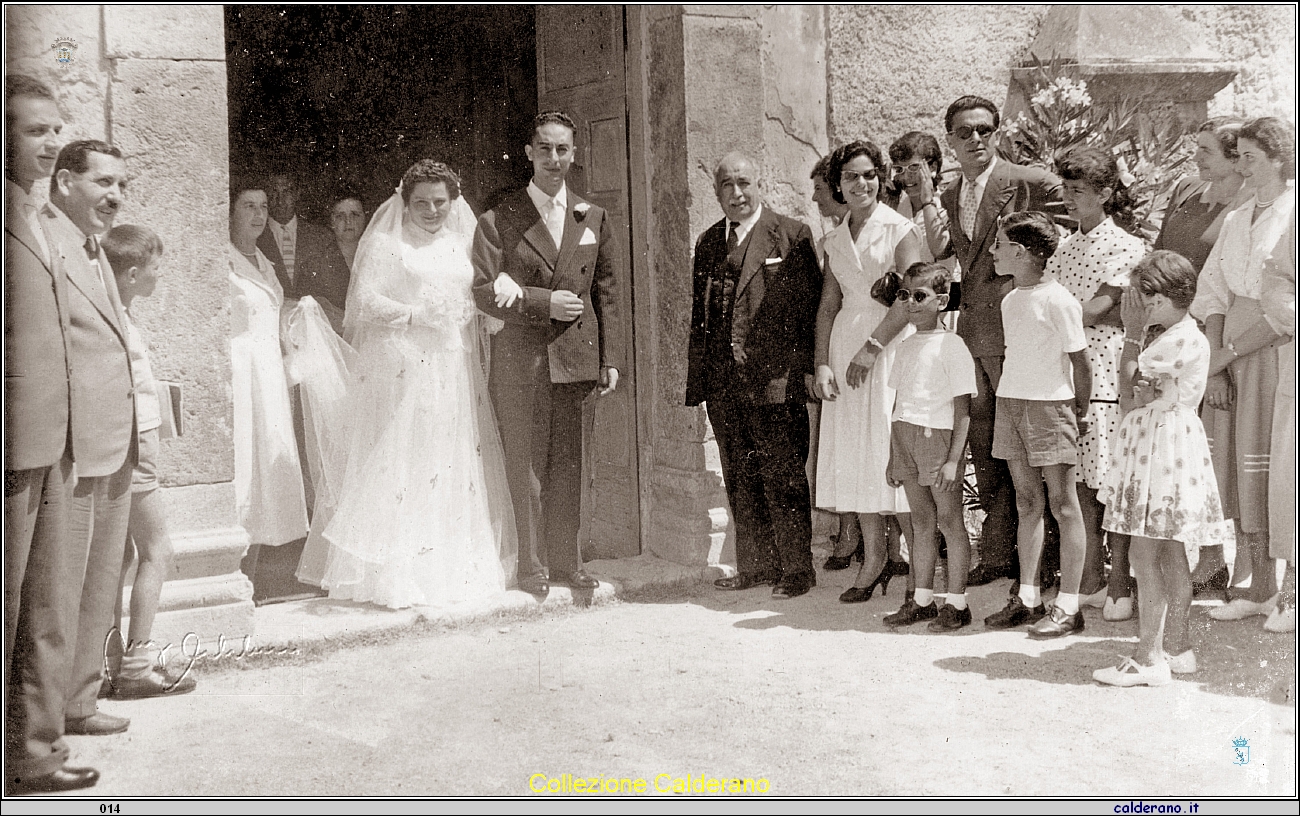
[291,160,516,608]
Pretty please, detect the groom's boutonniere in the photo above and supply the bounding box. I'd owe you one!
[573,202,591,223]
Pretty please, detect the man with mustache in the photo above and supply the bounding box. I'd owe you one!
[43,140,139,743]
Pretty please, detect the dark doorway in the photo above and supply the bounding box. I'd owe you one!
[225,5,537,218]
[224,5,539,601]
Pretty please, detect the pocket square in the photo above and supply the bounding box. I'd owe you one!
[579,228,598,246]
[765,256,783,265]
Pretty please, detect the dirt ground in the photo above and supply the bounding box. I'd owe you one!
[48,566,1296,800]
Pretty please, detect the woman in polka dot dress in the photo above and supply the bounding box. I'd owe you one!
[1094,252,1234,686]
[1048,146,1147,620]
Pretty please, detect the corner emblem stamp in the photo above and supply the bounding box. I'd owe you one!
[52,37,78,64]
[1232,737,1250,766]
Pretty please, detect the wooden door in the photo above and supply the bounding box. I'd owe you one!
[536,5,639,559]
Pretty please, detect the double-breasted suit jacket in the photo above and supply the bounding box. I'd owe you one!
[471,186,625,580]
[684,206,821,581]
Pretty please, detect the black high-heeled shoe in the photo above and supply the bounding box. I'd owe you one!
[838,559,907,603]
[1192,565,1229,599]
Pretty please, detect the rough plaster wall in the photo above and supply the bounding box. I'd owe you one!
[5,6,233,490]
[828,4,1295,162]
[1182,4,1297,119]
[827,4,1051,152]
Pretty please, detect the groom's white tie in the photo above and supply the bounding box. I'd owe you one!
[544,197,564,250]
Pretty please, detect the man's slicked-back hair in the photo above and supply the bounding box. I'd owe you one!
[6,74,55,106]
[532,110,577,143]
[51,139,122,196]
[944,95,1000,133]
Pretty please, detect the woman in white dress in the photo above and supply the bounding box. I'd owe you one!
[293,160,516,609]
[228,182,309,550]
[813,140,923,603]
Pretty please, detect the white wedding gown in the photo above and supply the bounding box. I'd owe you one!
[292,222,516,609]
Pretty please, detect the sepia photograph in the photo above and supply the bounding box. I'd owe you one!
[2,3,1297,808]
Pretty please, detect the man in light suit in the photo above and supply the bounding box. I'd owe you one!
[935,95,1062,586]
[472,111,625,598]
[42,140,138,743]
[685,152,822,599]
[4,75,100,796]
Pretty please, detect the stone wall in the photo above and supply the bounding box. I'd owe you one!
[5,5,248,644]
[639,6,831,567]
[827,4,1295,154]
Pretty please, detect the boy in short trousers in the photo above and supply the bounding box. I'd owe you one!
[984,212,1093,638]
[883,262,977,630]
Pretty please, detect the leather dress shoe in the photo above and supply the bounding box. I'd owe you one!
[772,573,815,599]
[822,554,854,571]
[966,562,1015,586]
[9,765,99,795]
[1028,605,1085,639]
[984,597,1046,629]
[518,574,550,596]
[928,604,973,631]
[884,599,939,627]
[108,669,198,700]
[554,569,599,589]
[714,573,778,591]
[65,711,130,736]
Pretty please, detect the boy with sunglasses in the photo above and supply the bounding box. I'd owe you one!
[986,212,1093,638]
[882,262,978,630]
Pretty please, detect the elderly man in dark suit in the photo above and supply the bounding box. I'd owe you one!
[934,95,1063,586]
[472,111,625,598]
[4,76,102,796]
[685,152,822,598]
[42,140,138,744]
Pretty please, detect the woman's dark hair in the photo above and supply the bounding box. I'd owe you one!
[1000,211,1059,262]
[400,160,462,203]
[229,176,266,213]
[1131,250,1198,309]
[827,139,885,205]
[901,261,952,295]
[889,131,943,187]
[1239,117,1297,181]
[1197,116,1244,161]
[1055,145,1138,234]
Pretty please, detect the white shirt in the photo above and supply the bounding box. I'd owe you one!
[527,179,568,250]
[268,215,298,280]
[729,204,764,245]
[6,177,50,262]
[958,156,999,235]
[997,278,1087,401]
[888,329,977,429]
[1192,186,1297,318]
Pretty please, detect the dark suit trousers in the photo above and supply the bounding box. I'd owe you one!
[64,460,132,720]
[706,391,813,579]
[5,453,76,778]
[969,355,1017,568]
[490,362,589,580]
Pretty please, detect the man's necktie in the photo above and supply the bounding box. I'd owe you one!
[726,221,739,256]
[959,180,978,239]
[545,198,564,249]
[84,236,98,260]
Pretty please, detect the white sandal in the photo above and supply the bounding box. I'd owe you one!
[1093,656,1171,687]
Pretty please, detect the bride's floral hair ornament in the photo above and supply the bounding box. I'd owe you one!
[400,159,462,203]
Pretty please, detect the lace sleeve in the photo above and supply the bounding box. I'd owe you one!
[344,232,415,331]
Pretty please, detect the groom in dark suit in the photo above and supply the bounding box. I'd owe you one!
[472,111,625,597]
[936,95,1062,586]
[685,152,822,598]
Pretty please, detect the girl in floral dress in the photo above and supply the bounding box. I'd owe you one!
[1094,252,1234,687]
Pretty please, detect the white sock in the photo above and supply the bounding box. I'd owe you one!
[1019,584,1041,608]
[1056,592,1080,615]
[914,588,934,607]
[947,593,968,610]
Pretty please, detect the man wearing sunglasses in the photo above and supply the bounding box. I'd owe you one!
[934,95,1063,587]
